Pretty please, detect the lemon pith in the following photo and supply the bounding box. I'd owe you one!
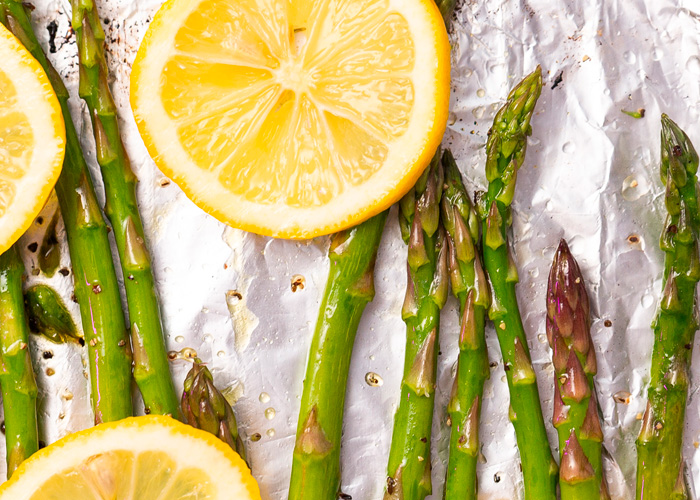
[0,24,65,254]
[131,0,450,238]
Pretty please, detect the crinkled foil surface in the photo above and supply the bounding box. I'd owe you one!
[1,0,700,498]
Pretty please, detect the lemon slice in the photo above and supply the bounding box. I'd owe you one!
[131,0,450,239]
[0,23,65,253]
[0,416,261,499]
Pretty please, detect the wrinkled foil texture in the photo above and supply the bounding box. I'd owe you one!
[1,0,699,498]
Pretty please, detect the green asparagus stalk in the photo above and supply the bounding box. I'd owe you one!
[25,284,81,344]
[548,240,609,500]
[181,358,246,462]
[435,0,458,22]
[385,151,448,500]
[636,115,700,500]
[0,245,38,477]
[0,1,132,423]
[441,150,490,500]
[480,67,558,499]
[288,212,387,500]
[70,0,179,418]
[292,0,450,496]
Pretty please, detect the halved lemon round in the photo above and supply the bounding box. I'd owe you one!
[0,416,261,499]
[0,23,65,253]
[131,0,450,239]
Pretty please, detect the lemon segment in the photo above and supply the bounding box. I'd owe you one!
[132,0,450,238]
[1,416,261,500]
[0,24,65,252]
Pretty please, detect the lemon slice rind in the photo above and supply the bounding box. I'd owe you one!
[0,416,260,500]
[131,0,449,239]
[0,24,65,254]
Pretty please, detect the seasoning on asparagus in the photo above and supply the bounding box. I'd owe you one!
[385,151,448,500]
[636,115,700,500]
[441,150,490,500]
[0,245,39,477]
[182,358,246,462]
[288,212,387,500]
[25,285,81,344]
[70,0,179,418]
[480,67,558,499]
[0,0,132,423]
[548,240,609,500]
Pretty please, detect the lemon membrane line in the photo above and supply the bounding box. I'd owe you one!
[299,0,390,71]
[153,464,181,500]
[210,85,285,177]
[0,105,16,117]
[317,106,356,172]
[305,90,392,146]
[170,77,278,129]
[222,0,290,65]
[126,452,138,500]
[173,48,276,72]
[82,467,109,499]
[301,7,401,77]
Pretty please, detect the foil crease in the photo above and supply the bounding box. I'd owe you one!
[1,0,699,498]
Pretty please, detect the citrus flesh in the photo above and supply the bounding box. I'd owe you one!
[0,416,261,500]
[0,23,65,253]
[131,0,450,238]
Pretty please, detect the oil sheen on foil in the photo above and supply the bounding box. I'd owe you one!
[2,0,700,499]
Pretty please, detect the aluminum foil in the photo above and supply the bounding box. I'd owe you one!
[1,0,700,498]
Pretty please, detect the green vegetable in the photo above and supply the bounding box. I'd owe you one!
[0,245,38,477]
[636,115,699,500]
[70,0,179,418]
[441,150,490,500]
[548,240,609,500]
[0,0,132,423]
[25,285,80,344]
[480,67,558,500]
[288,212,387,500]
[385,151,448,500]
[182,359,246,462]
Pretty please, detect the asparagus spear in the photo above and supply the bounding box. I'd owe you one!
[480,67,558,499]
[288,212,387,500]
[636,115,700,500]
[548,240,609,500]
[385,151,448,500]
[0,245,39,477]
[25,285,81,344]
[441,150,490,500]
[0,1,132,423]
[70,0,179,418]
[182,358,246,462]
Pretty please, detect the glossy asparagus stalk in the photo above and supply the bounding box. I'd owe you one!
[0,246,38,477]
[442,150,490,500]
[289,212,387,500]
[182,358,246,462]
[480,67,558,499]
[636,115,700,500]
[548,240,609,499]
[385,152,448,500]
[70,0,179,418]
[0,0,132,423]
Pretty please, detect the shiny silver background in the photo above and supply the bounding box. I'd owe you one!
[1,0,700,498]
